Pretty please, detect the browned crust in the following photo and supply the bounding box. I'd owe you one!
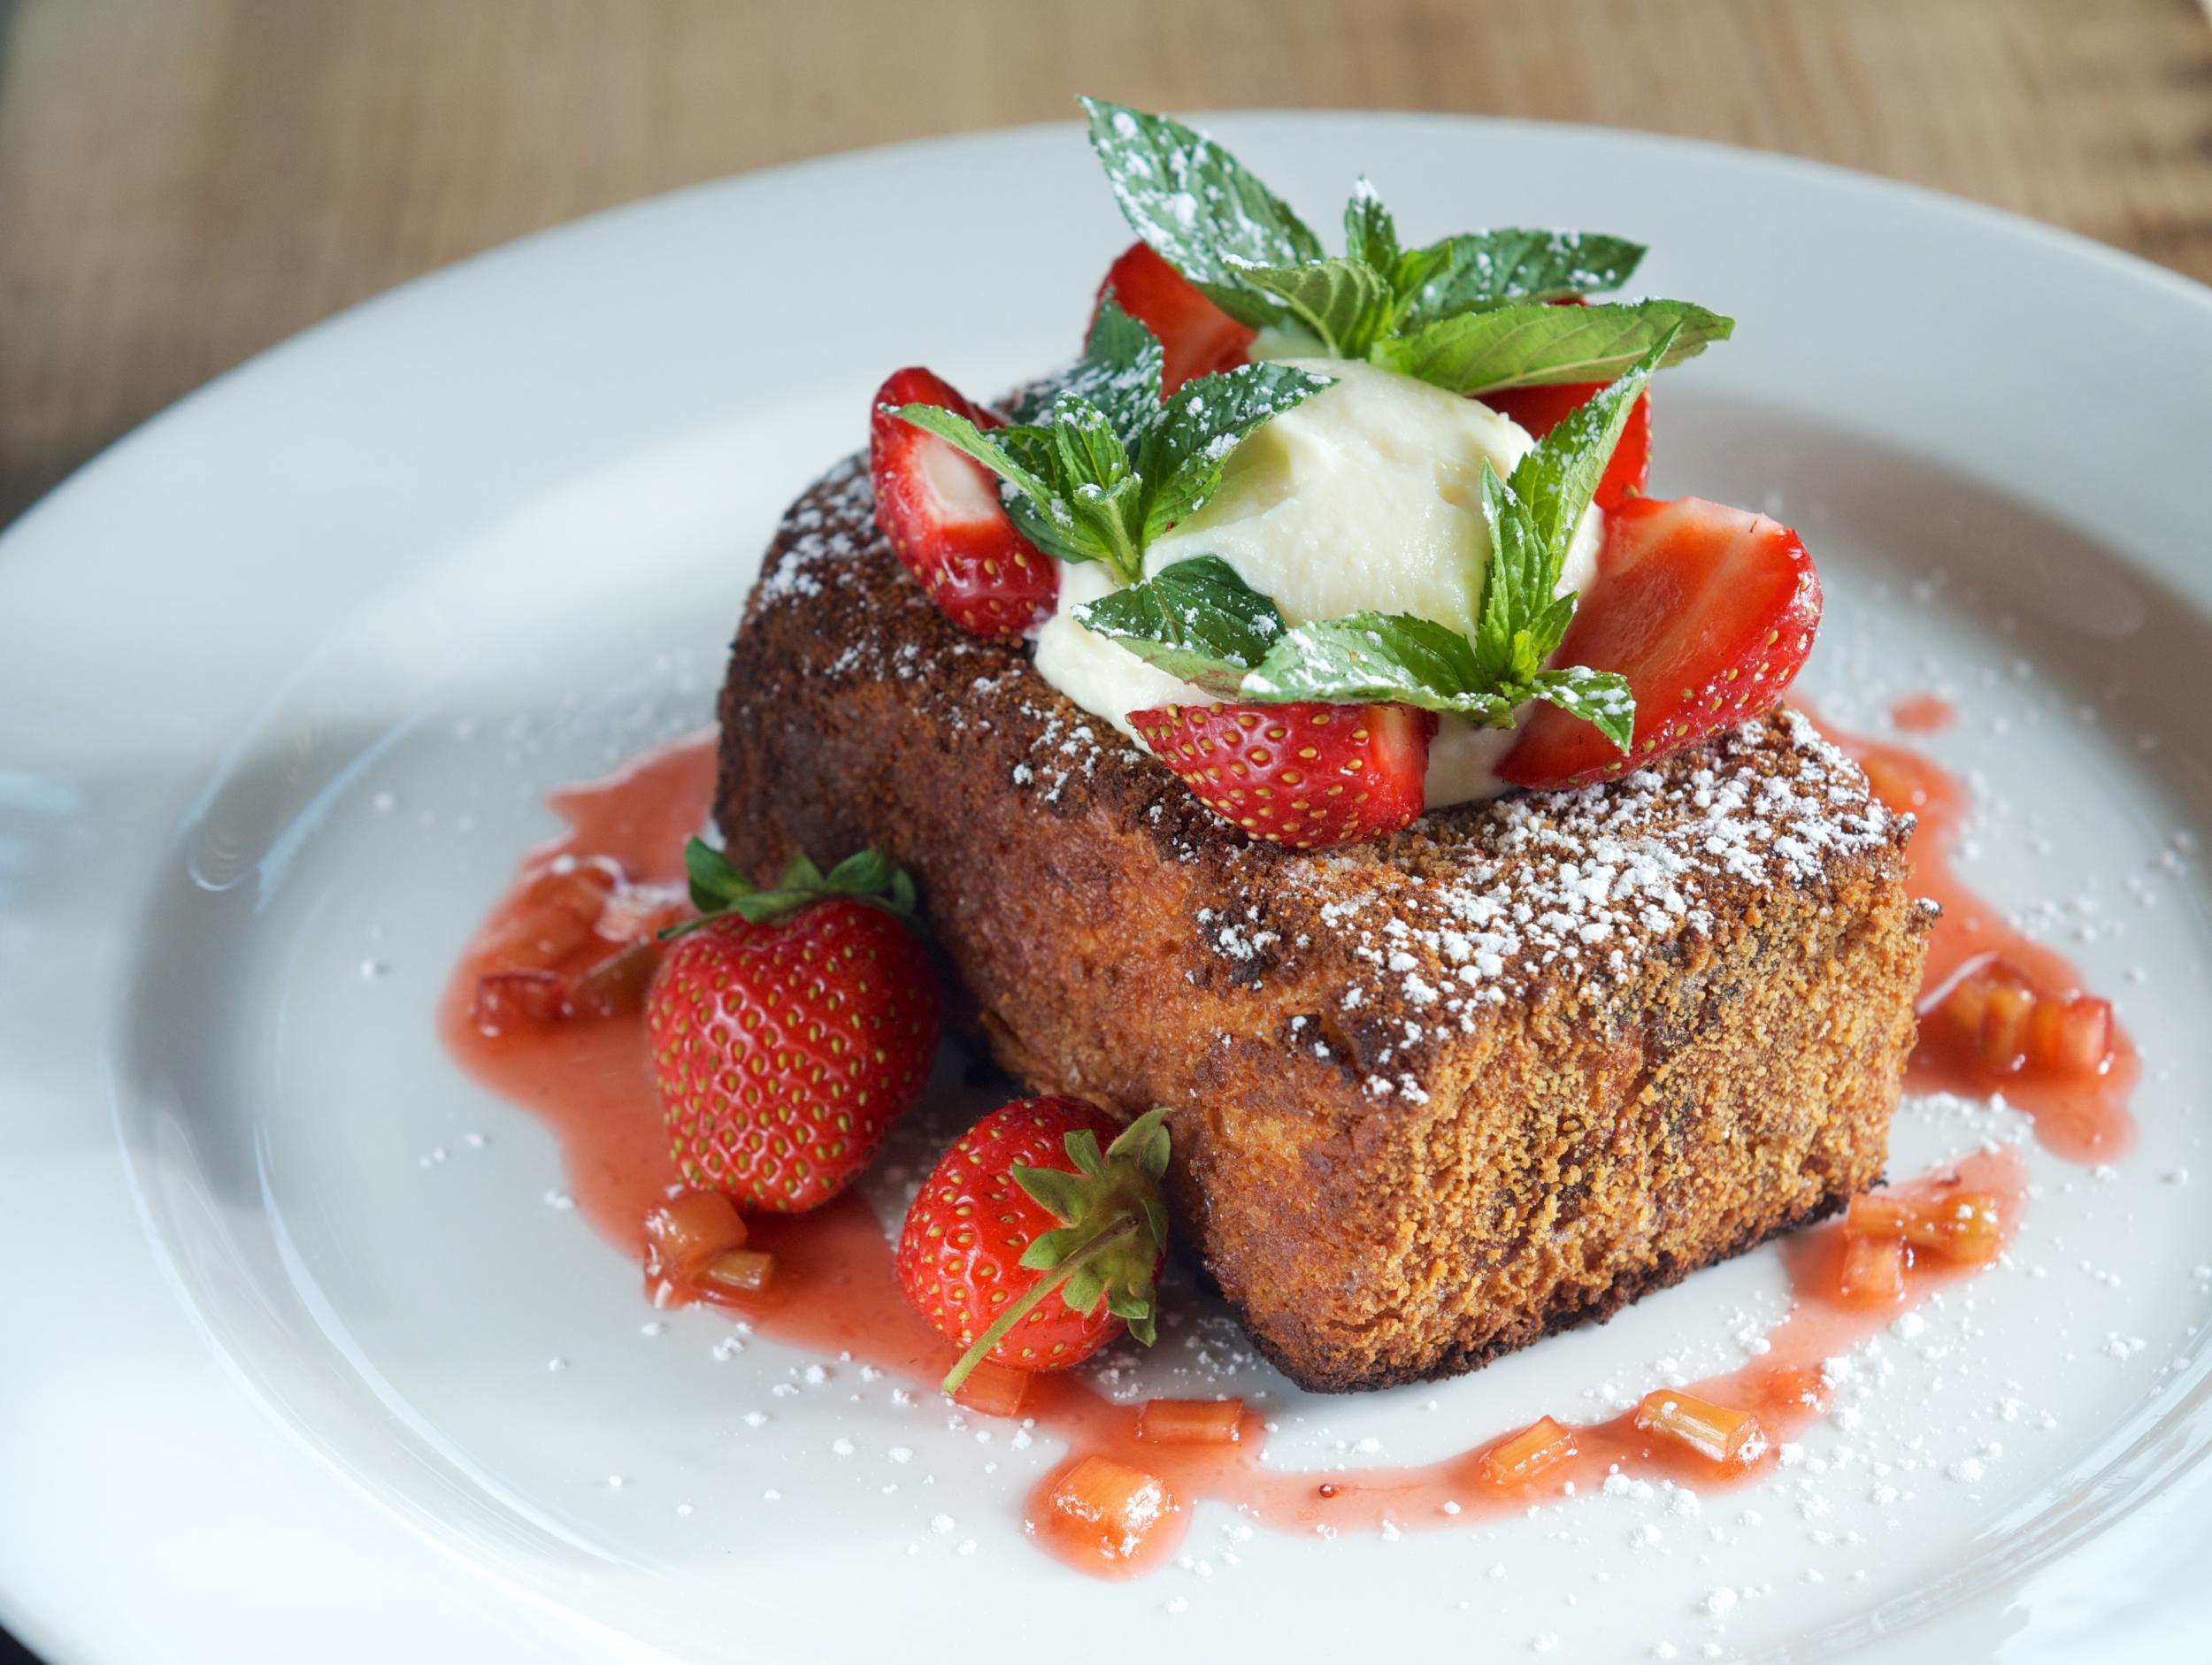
[715,457,1930,1393]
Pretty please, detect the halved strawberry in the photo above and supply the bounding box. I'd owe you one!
[1129,701,1436,850]
[1486,380,1650,510]
[869,368,1056,638]
[1500,495,1822,790]
[1093,242,1256,395]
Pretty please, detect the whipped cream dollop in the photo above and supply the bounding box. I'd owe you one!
[1029,356,1601,809]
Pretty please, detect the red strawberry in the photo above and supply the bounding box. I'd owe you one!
[870,368,1057,638]
[1486,380,1651,510]
[647,841,940,1212]
[1094,242,1256,395]
[1128,701,1437,850]
[898,1098,1171,1391]
[1500,495,1823,790]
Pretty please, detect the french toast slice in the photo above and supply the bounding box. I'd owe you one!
[716,455,1929,1392]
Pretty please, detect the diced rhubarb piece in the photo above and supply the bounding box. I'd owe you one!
[1633,1390,1764,1466]
[471,969,570,1036]
[1837,1232,1909,1308]
[1847,1191,2002,1264]
[571,937,663,1018]
[949,1358,1032,1419]
[1136,1397,1245,1446]
[2031,993,2113,1078]
[698,1248,776,1294]
[643,1190,748,1278]
[1041,1456,1177,1568]
[1475,1415,1577,1487]
[595,882,690,945]
[485,861,619,970]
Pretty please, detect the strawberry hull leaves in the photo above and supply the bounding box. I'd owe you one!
[895,301,1330,586]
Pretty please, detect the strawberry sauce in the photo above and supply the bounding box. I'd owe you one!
[439,717,2122,1577]
[1816,709,2139,1162]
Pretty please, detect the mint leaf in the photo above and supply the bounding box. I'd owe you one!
[1373,299,1730,394]
[1343,178,1400,271]
[1241,612,1516,722]
[1531,666,1635,754]
[1134,361,1332,540]
[1074,555,1285,693]
[1081,97,1324,328]
[1064,295,1166,450]
[1474,461,1549,687]
[891,403,1056,506]
[1393,229,1646,330]
[895,335,1324,583]
[1507,331,1671,572]
[1225,257,1394,358]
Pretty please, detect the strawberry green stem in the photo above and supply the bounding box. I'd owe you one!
[940,1221,1139,1395]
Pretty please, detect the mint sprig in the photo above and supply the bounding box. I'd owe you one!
[1079,98,1729,393]
[894,300,1330,585]
[1076,341,1669,756]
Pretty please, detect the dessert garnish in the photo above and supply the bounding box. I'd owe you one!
[867,99,1829,846]
[645,840,939,1211]
[897,1096,1171,1393]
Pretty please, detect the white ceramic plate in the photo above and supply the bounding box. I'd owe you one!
[6,115,2212,1665]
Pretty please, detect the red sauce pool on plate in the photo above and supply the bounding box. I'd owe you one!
[439,716,2127,1577]
[1813,705,2138,1162]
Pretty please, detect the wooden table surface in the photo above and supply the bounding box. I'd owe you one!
[4,0,2210,528]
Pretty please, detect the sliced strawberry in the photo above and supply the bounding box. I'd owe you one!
[869,368,1056,639]
[1486,380,1650,510]
[1093,242,1256,395]
[1500,496,1822,791]
[1129,701,1436,850]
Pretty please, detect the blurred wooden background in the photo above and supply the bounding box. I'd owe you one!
[4,0,2211,527]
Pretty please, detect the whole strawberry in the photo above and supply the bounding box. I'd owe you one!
[648,840,940,1212]
[898,1098,1171,1392]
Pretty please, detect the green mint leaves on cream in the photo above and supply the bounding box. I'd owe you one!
[1076,341,1670,755]
[894,300,1330,586]
[1080,97,1730,391]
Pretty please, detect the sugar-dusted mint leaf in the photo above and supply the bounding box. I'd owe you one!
[1531,666,1635,754]
[1223,257,1394,359]
[1080,97,1324,328]
[1392,229,1647,330]
[1073,555,1285,694]
[1373,298,1730,395]
[1473,334,1668,690]
[895,325,1323,583]
[1062,295,1165,452]
[1134,361,1333,541]
[1507,330,1672,572]
[1343,177,1400,271]
[895,398,1140,576]
[1240,612,1517,723]
[891,403,1056,507]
